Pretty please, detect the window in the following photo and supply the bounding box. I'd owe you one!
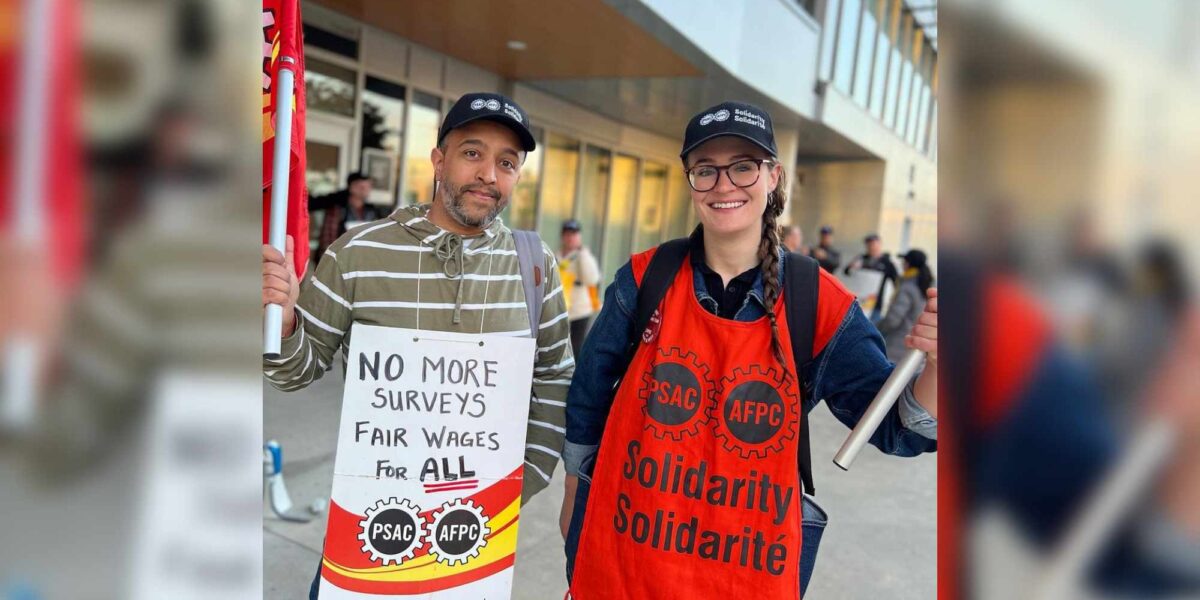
[870,0,897,118]
[536,133,580,237]
[906,73,924,144]
[818,0,843,82]
[360,76,405,204]
[893,14,914,135]
[895,60,913,136]
[501,127,542,231]
[303,24,358,59]
[884,49,901,128]
[928,101,938,157]
[869,29,890,117]
[600,155,640,283]
[576,146,612,269]
[663,169,693,242]
[923,85,935,149]
[633,162,668,253]
[401,90,441,206]
[853,3,877,106]
[305,58,356,117]
[905,34,927,145]
[832,0,861,93]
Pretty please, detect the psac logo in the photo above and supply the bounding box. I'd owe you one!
[698,109,730,127]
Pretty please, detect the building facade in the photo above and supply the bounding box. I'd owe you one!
[298,0,938,282]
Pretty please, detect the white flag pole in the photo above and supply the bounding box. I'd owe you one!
[833,348,925,470]
[264,58,297,358]
[3,0,52,433]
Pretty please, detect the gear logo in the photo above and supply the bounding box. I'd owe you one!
[712,109,730,121]
[470,98,486,110]
[358,497,424,566]
[638,348,714,442]
[426,498,491,566]
[485,99,502,111]
[709,365,798,459]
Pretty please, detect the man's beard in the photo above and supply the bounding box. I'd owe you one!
[438,178,506,229]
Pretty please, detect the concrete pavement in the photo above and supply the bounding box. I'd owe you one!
[264,359,935,599]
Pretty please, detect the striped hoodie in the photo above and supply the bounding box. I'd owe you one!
[264,204,573,502]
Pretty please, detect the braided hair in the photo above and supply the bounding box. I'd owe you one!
[759,167,789,371]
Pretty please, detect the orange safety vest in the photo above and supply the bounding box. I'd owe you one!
[571,255,805,599]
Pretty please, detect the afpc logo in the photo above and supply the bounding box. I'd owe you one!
[698,109,731,127]
[427,498,491,566]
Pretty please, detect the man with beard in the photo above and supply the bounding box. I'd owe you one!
[262,94,573,597]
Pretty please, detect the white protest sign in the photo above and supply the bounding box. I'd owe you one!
[130,373,262,600]
[319,324,536,599]
[839,268,892,316]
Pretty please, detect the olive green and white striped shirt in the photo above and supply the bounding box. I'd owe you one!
[264,204,573,502]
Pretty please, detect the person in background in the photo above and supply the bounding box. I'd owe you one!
[844,233,900,321]
[877,249,934,362]
[781,224,809,255]
[811,225,841,273]
[309,172,381,259]
[558,219,602,356]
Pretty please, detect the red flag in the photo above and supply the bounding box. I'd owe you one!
[262,0,308,277]
[0,0,86,290]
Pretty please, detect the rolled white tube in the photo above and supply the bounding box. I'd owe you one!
[263,64,296,358]
[1031,419,1176,600]
[833,348,925,470]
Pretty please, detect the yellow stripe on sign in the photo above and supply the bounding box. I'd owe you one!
[323,498,522,581]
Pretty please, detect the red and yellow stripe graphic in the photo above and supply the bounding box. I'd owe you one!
[321,466,524,595]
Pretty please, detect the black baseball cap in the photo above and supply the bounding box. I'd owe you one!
[819,225,834,235]
[438,92,536,152]
[680,101,778,161]
[901,249,927,267]
[561,219,581,232]
[864,233,881,243]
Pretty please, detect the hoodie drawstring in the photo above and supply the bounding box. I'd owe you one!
[433,233,466,323]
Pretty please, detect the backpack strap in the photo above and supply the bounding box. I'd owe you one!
[513,230,545,339]
[632,237,693,342]
[784,252,821,496]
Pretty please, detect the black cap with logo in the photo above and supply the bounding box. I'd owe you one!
[680,101,778,160]
[438,92,536,152]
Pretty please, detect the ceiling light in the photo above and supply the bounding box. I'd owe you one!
[506,40,527,51]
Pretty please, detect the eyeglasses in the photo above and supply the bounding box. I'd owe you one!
[684,159,774,192]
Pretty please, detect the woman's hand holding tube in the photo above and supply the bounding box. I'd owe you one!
[907,288,938,418]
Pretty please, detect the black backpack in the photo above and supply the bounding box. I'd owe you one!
[624,237,821,495]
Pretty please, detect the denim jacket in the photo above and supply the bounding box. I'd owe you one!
[563,251,937,480]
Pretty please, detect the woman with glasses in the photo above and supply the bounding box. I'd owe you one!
[560,102,939,599]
